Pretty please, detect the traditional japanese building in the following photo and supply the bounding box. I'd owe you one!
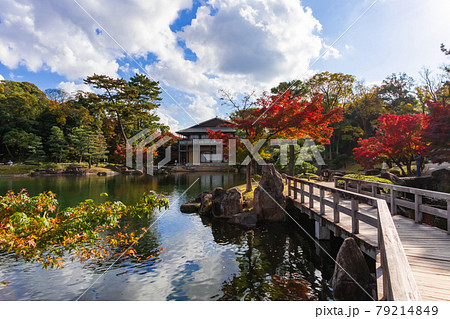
[176,117,236,165]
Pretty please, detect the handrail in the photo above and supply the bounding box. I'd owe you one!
[334,176,450,234]
[376,199,421,300]
[335,176,450,201]
[284,175,421,301]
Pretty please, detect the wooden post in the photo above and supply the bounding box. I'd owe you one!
[351,197,359,234]
[333,192,340,223]
[344,180,348,191]
[309,184,314,208]
[390,188,396,215]
[334,177,338,188]
[371,185,376,197]
[357,181,361,193]
[294,179,298,200]
[301,182,305,203]
[415,193,422,224]
[320,188,325,215]
[288,178,292,197]
[447,200,450,235]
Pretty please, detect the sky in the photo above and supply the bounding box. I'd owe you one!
[0,0,449,132]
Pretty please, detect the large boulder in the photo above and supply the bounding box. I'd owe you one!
[211,187,243,218]
[253,164,286,222]
[431,169,450,193]
[331,238,374,301]
[228,211,257,228]
[180,203,200,214]
[198,192,213,215]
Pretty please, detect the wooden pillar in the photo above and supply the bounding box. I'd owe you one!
[447,200,450,235]
[371,185,376,197]
[390,188,397,215]
[351,198,359,234]
[294,179,298,200]
[301,182,305,203]
[333,192,340,223]
[320,188,325,215]
[309,184,314,208]
[288,178,292,197]
[414,193,422,224]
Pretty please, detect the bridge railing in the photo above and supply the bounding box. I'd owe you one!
[334,176,450,234]
[284,175,421,301]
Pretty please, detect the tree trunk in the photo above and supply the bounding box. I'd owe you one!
[116,111,128,143]
[89,157,92,169]
[406,159,412,176]
[4,144,13,159]
[246,160,252,192]
[288,144,295,176]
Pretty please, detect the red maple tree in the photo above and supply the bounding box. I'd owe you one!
[353,113,430,175]
[423,102,450,163]
[210,91,342,190]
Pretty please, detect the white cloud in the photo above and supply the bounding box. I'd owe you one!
[156,107,181,132]
[0,74,3,80]
[153,0,323,96]
[57,81,91,94]
[186,95,217,122]
[0,0,325,129]
[0,0,192,80]
[322,44,342,60]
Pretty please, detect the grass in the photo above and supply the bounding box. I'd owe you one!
[341,174,394,185]
[0,162,112,175]
[0,165,39,175]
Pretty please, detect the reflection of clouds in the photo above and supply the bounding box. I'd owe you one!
[0,173,248,300]
[0,252,96,300]
[107,208,239,300]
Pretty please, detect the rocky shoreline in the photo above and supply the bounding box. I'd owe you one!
[180,164,287,228]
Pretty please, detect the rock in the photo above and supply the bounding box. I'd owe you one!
[180,203,200,214]
[64,165,87,175]
[199,193,213,215]
[97,172,107,176]
[124,169,144,175]
[253,164,286,222]
[380,172,405,185]
[211,187,243,218]
[365,169,380,176]
[228,211,257,228]
[431,169,450,193]
[331,238,374,301]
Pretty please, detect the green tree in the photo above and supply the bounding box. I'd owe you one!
[68,127,91,163]
[3,129,37,161]
[378,73,418,114]
[86,130,109,168]
[27,134,46,162]
[48,126,68,163]
[83,73,164,143]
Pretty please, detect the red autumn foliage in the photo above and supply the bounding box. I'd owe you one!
[230,92,342,143]
[423,102,450,163]
[353,113,430,175]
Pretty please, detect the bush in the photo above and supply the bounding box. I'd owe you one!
[340,174,394,185]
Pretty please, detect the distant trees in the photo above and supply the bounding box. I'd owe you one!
[0,73,167,164]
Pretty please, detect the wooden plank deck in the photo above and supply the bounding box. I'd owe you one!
[285,181,450,301]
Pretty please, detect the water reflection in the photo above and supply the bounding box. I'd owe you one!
[0,173,335,300]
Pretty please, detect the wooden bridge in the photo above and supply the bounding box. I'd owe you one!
[283,175,450,301]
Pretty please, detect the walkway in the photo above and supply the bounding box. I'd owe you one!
[284,176,450,301]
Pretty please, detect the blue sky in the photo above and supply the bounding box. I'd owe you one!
[0,0,449,132]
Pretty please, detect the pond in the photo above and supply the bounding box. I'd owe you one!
[0,173,336,300]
